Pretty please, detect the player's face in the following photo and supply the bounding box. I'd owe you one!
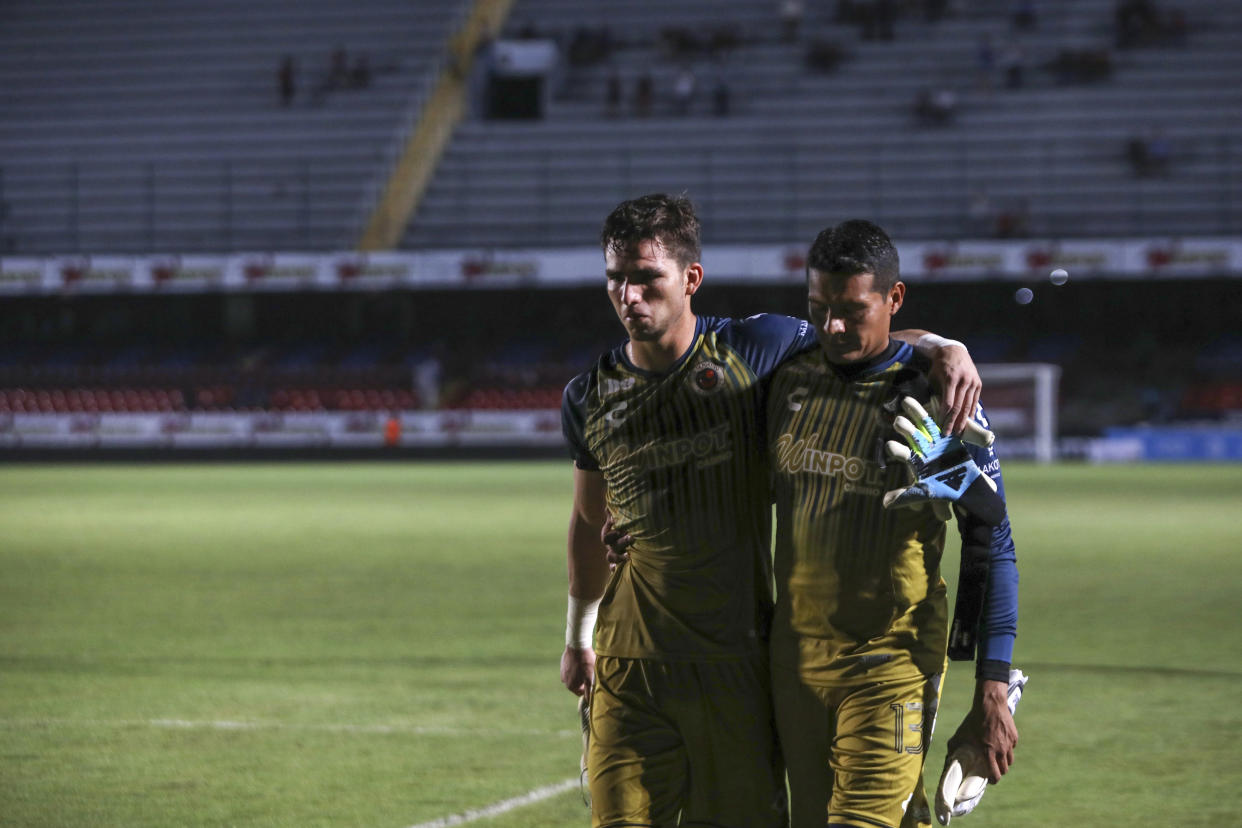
[604,239,700,343]
[806,269,905,364]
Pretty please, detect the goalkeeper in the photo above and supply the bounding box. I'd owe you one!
[765,219,1020,828]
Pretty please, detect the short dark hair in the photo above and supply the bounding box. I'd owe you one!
[600,193,701,269]
[805,219,900,293]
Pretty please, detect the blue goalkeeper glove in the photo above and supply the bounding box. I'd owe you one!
[883,397,1006,527]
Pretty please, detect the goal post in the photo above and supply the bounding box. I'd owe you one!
[977,363,1062,463]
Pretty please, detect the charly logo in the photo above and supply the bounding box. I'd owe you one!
[602,377,636,396]
[691,360,725,394]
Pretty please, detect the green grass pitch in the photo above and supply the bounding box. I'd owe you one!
[1,461,1240,827]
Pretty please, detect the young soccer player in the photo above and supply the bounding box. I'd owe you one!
[560,195,985,827]
[766,219,1019,828]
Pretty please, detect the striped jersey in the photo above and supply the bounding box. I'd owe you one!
[562,313,816,660]
[766,340,1017,684]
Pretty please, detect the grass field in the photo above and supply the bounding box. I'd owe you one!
[1,461,1240,827]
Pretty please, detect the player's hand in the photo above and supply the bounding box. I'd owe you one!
[560,645,596,697]
[947,679,1019,783]
[936,671,1026,825]
[601,512,632,572]
[929,342,981,436]
[883,397,1004,526]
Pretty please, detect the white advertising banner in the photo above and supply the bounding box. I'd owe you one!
[135,255,231,292]
[0,257,48,294]
[2,239,1239,295]
[0,411,566,450]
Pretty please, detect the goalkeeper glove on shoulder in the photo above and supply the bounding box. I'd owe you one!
[883,397,1006,527]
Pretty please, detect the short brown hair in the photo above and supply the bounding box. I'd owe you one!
[600,193,702,269]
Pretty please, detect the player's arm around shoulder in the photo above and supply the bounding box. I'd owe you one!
[720,312,816,378]
[561,466,609,697]
[894,329,981,436]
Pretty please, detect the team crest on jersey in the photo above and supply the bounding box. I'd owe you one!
[690,360,725,395]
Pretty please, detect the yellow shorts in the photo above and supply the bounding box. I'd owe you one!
[587,654,787,828]
[772,666,944,828]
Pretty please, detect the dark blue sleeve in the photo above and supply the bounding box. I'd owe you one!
[561,372,598,471]
[712,314,817,380]
[962,401,1019,672]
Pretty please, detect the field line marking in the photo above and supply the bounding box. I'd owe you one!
[0,717,575,738]
[405,778,579,828]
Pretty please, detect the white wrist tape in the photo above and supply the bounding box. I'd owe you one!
[916,333,966,354]
[566,594,601,649]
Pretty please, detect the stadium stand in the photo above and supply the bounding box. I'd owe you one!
[2,0,1237,253]
[0,2,1239,455]
[403,0,1242,248]
[3,274,1239,437]
[0,0,468,254]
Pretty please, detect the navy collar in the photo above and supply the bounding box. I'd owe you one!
[830,338,906,381]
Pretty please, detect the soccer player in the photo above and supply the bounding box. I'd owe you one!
[765,219,1019,828]
[560,194,983,828]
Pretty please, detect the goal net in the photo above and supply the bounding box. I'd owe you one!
[977,363,1062,463]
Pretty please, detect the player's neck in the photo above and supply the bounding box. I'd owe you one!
[627,313,698,373]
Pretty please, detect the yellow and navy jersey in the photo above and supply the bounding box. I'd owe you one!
[766,340,1018,684]
[562,313,816,660]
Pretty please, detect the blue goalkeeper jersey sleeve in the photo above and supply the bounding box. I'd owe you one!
[963,405,1019,669]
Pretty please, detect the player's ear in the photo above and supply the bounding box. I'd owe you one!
[887,281,906,316]
[684,262,704,296]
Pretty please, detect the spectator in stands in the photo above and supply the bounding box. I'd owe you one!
[1116,0,1187,48]
[1115,0,1159,47]
[1126,132,1151,175]
[882,0,899,39]
[994,198,1030,238]
[914,86,957,126]
[415,349,443,411]
[1127,127,1173,177]
[569,26,613,66]
[1145,128,1172,174]
[467,19,498,117]
[277,55,296,106]
[707,24,740,59]
[1001,40,1026,89]
[858,0,897,41]
[634,72,654,116]
[913,88,935,123]
[975,34,996,93]
[311,46,351,103]
[712,74,732,116]
[673,66,697,115]
[968,188,995,236]
[780,0,805,42]
[515,20,542,40]
[329,46,350,88]
[604,69,623,118]
[1166,8,1188,45]
[660,27,700,60]
[924,0,949,23]
[805,38,846,73]
[349,54,372,89]
[1048,48,1113,84]
[1012,0,1038,30]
